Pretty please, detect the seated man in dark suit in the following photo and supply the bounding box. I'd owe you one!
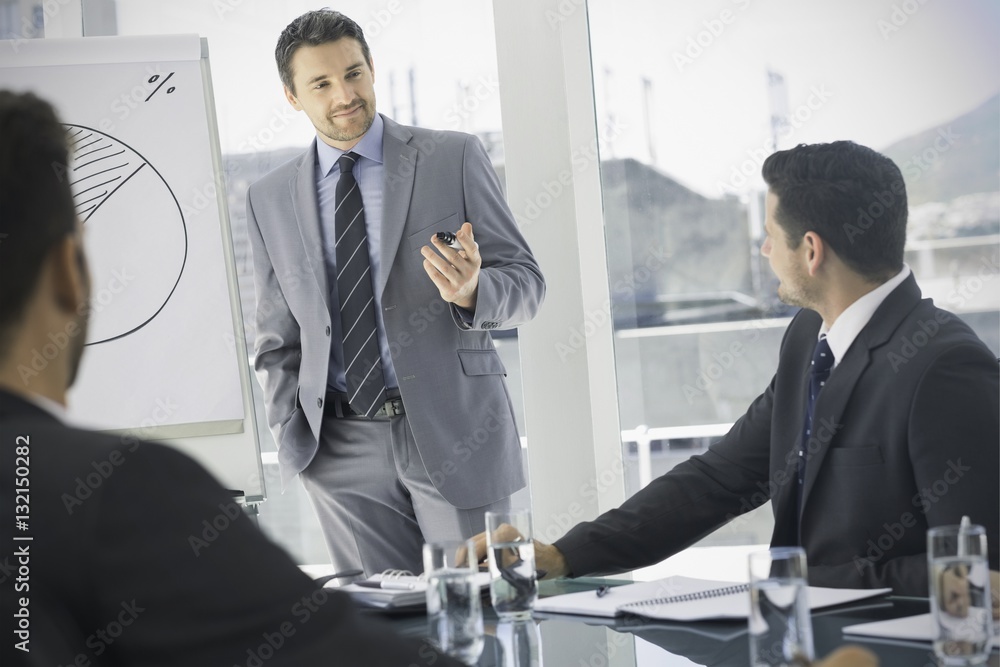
[470,140,999,603]
[0,91,461,666]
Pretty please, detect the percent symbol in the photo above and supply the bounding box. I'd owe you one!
[144,72,176,102]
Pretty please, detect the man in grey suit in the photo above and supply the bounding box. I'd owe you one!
[469,141,999,600]
[246,9,544,575]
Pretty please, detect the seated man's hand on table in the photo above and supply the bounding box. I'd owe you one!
[462,524,570,579]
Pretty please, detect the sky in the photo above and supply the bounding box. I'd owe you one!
[112,0,1000,198]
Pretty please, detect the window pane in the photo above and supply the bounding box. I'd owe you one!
[588,0,999,548]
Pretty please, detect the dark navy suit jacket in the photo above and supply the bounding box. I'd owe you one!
[556,275,1000,595]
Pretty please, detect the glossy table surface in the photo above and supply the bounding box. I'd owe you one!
[384,577,1000,667]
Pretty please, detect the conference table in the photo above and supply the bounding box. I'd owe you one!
[384,576,1000,666]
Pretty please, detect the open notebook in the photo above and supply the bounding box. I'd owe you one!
[533,575,891,622]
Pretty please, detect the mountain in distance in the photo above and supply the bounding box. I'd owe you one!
[881,92,999,206]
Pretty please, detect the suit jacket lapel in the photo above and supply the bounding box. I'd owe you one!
[770,321,814,547]
[799,274,923,512]
[378,115,417,296]
[288,141,330,312]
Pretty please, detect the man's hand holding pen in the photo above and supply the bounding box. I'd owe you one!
[422,221,481,311]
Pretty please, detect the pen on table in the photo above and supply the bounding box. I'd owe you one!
[356,580,418,591]
[595,585,610,598]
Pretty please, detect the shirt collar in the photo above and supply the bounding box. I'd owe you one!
[316,112,385,178]
[820,264,911,367]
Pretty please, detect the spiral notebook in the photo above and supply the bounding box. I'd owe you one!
[533,575,890,622]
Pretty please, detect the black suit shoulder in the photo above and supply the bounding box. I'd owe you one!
[0,397,456,666]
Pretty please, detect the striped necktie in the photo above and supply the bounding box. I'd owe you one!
[334,152,386,418]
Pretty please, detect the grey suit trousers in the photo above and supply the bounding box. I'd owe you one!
[300,408,510,577]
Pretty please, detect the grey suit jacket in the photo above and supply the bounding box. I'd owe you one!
[245,115,544,508]
[555,275,999,595]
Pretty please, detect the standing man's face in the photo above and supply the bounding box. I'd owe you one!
[284,38,377,151]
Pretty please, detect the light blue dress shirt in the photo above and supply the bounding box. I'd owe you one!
[314,113,399,393]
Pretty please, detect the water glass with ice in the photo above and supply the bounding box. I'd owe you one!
[928,522,994,666]
[423,539,484,665]
[485,509,538,620]
[748,547,815,666]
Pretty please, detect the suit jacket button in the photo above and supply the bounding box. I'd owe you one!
[325,325,331,336]
[317,397,323,408]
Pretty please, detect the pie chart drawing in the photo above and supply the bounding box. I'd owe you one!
[66,125,188,346]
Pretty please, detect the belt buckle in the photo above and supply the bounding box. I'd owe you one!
[383,397,403,417]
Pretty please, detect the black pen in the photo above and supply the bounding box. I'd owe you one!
[595,585,610,598]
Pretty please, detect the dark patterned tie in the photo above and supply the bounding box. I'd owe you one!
[796,336,834,533]
[334,152,386,418]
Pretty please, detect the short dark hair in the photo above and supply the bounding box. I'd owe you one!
[0,91,76,350]
[275,9,372,93]
[761,141,907,282]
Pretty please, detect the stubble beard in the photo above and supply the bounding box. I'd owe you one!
[320,98,376,144]
[776,267,820,311]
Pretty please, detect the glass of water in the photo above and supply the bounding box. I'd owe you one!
[928,523,994,666]
[748,547,814,667]
[423,539,484,665]
[486,509,538,620]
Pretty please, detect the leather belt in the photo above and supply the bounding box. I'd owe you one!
[325,391,404,420]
